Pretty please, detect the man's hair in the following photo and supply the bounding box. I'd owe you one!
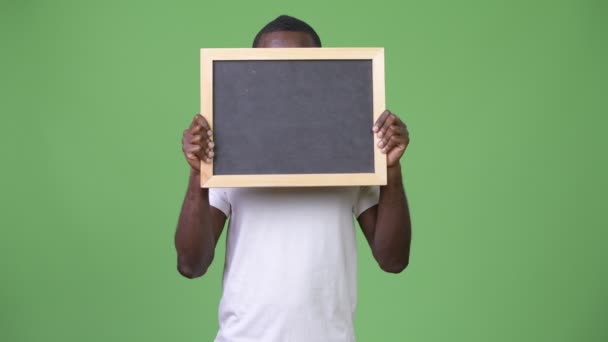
[252,15,322,48]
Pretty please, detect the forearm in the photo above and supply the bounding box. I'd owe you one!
[175,170,215,278]
[373,164,412,272]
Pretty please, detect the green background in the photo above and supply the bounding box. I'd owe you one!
[1,0,606,341]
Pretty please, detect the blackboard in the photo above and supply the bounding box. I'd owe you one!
[200,48,386,187]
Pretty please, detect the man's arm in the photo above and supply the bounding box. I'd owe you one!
[357,110,412,273]
[174,114,226,279]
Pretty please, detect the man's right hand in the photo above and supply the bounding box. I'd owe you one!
[182,114,214,172]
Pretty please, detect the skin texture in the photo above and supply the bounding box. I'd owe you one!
[175,31,412,278]
[256,31,318,48]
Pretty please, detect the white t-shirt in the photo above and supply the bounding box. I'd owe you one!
[209,186,380,342]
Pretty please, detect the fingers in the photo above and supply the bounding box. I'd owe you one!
[199,143,215,163]
[190,114,213,139]
[381,134,407,154]
[183,143,202,159]
[373,110,390,133]
[377,125,401,152]
[191,113,210,130]
[183,114,215,165]
[373,110,410,154]
[377,112,398,139]
[190,134,215,163]
[190,134,213,145]
[183,135,214,163]
[188,114,213,142]
[375,110,398,147]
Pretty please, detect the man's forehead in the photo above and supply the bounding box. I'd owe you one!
[256,31,316,48]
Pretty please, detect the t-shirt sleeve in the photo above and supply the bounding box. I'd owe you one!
[208,188,231,217]
[353,185,380,218]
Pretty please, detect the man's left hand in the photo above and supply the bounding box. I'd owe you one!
[373,110,410,168]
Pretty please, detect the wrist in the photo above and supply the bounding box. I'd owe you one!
[386,163,403,184]
[188,169,204,190]
[190,167,200,177]
[388,163,402,173]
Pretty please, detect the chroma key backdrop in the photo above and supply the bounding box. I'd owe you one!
[0,0,606,341]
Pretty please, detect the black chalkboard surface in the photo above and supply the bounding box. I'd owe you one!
[200,48,386,187]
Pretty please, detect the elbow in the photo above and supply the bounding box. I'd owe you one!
[177,262,207,279]
[378,257,409,274]
[177,264,206,279]
[176,254,212,279]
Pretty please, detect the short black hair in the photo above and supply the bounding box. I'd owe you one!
[252,15,322,48]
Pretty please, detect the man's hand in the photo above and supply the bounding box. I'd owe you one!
[182,114,215,172]
[373,110,410,168]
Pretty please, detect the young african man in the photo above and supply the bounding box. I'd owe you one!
[176,15,412,342]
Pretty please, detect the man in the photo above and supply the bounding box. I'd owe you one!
[176,15,412,342]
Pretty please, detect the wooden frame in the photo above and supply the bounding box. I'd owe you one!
[200,48,386,187]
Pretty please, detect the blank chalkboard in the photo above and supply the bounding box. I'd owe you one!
[200,48,386,187]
